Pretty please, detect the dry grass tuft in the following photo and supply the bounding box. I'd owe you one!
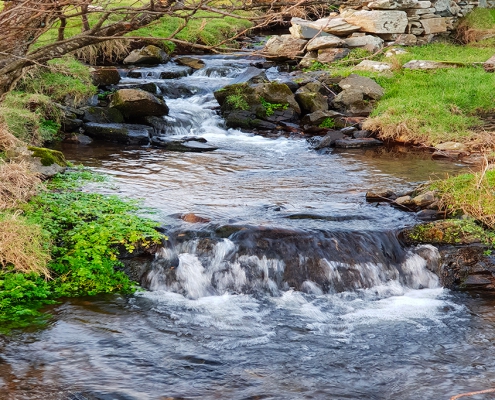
[0,122,22,151]
[73,39,132,65]
[0,212,51,277]
[363,118,429,144]
[0,160,42,210]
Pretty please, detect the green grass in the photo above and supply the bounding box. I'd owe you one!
[0,169,165,332]
[430,170,495,229]
[365,66,495,145]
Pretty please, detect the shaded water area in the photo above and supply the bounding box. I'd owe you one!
[3,55,495,400]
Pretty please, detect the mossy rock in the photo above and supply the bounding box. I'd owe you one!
[401,220,490,246]
[28,147,67,167]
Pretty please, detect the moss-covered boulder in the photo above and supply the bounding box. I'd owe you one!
[123,45,169,65]
[27,146,67,177]
[295,82,329,114]
[82,106,125,124]
[214,82,300,129]
[90,67,121,87]
[110,89,169,119]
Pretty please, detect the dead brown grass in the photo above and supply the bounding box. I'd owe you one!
[73,39,132,65]
[0,160,42,210]
[0,122,22,151]
[362,118,430,145]
[0,212,51,277]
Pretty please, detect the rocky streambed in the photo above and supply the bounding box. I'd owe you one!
[3,52,495,400]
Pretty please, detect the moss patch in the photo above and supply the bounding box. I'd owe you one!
[28,147,67,167]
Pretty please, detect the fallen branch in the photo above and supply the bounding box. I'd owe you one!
[450,388,495,400]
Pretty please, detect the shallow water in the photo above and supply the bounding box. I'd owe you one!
[2,55,494,400]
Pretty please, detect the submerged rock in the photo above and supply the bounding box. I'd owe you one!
[151,136,218,152]
[175,57,205,70]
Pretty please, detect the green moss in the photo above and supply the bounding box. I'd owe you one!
[404,219,493,245]
[259,97,288,117]
[28,147,67,167]
[226,90,249,111]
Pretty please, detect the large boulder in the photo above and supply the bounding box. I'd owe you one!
[290,17,361,37]
[295,82,329,114]
[83,122,152,145]
[333,74,384,116]
[342,10,408,34]
[175,57,205,70]
[27,146,67,178]
[123,45,169,65]
[82,106,125,124]
[262,35,307,61]
[90,67,121,87]
[110,89,169,119]
[214,82,300,129]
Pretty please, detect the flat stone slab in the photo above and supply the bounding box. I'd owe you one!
[83,122,152,145]
[403,60,457,70]
[334,138,383,148]
[484,54,495,72]
[151,136,218,152]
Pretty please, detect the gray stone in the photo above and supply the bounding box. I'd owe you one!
[317,48,350,63]
[354,60,392,72]
[338,74,384,100]
[342,10,408,34]
[314,130,345,149]
[262,35,307,60]
[290,17,361,37]
[83,122,152,145]
[421,18,448,34]
[412,191,436,207]
[353,130,373,138]
[435,142,468,151]
[299,51,319,68]
[484,54,495,72]
[403,60,456,70]
[301,110,342,126]
[307,35,347,51]
[123,45,169,65]
[344,35,384,53]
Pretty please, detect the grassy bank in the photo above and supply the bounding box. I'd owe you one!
[0,167,164,332]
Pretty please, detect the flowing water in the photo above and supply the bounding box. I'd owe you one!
[2,55,495,400]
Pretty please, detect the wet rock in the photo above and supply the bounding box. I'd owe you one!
[344,35,384,53]
[335,138,383,148]
[395,195,414,206]
[123,45,169,65]
[352,129,372,138]
[317,48,351,63]
[22,146,67,178]
[342,10,408,33]
[262,35,308,61]
[83,122,152,144]
[230,67,268,84]
[143,116,170,136]
[181,213,211,223]
[365,189,397,201]
[340,126,357,135]
[61,118,83,133]
[175,57,205,70]
[403,60,456,70]
[151,136,218,152]
[118,82,159,94]
[90,67,121,87]
[314,130,345,149]
[64,133,93,145]
[295,82,328,114]
[301,110,342,126]
[159,67,193,79]
[82,106,125,124]
[110,89,169,119]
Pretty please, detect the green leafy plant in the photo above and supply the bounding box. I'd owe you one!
[226,89,249,111]
[259,97,288,117]
[319,117,335,129]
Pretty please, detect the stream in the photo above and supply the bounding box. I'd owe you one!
[2,54,495,400]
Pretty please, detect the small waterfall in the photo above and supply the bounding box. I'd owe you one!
[143,226,441,299]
